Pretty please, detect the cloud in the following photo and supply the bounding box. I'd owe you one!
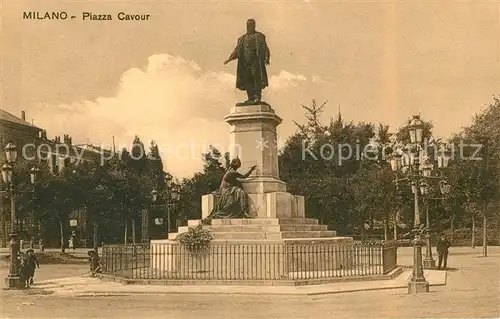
[270,71,307,89]
[30,54,316,178]
[311,75,324,84]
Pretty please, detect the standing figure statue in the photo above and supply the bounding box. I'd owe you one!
[205,158,257,223]
[224,19,270,105]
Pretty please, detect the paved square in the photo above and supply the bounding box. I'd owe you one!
[1,247,498,318]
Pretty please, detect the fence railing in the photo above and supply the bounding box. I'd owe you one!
[101,241,398,282]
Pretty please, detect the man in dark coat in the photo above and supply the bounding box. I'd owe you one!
[24,249,39,285]
[224,19,270,104]
[436,234,451,270]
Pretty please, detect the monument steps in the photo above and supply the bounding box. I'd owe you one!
[168,231,338,240]
[194,218,320,226]
[178,224,327,233]
[169,219,337,241]
[209,224,327,232]
[280,230,337,239]
[165,218,338,241]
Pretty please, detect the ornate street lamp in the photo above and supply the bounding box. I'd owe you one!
[171,185,181,201]
[4,143,18,163]
[439,180,451,195]
[30,166,40,185]
[390,115,430,294]
[151,184,182,239]
[1,163,13,184]
[408,115,424,144]
[151,189,158,202]
[2,143,21,289]
[437,146,451,170]
[420,181,429,196]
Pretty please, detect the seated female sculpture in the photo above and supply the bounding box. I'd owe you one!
[205,158,256,222]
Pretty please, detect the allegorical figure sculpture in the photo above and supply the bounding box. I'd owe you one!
[205,158,256,222]
[224,19,270,105]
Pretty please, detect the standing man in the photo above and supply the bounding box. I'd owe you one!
[224,19,271,105]
[24,249,39,286]
[436,234,451,270]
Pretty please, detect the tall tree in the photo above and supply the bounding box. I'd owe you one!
[128,136,148,176]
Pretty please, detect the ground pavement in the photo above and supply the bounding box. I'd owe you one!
[0,247,499,318]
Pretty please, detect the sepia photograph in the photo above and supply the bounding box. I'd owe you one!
[0,1,499,318]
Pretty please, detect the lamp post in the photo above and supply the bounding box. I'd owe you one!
[151,182,181,239]
[390,115,429,293]
[1,143,39,289]
[420,146,451,269]
[420,179,436,269]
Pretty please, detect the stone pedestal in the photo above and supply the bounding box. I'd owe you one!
[224,103,281,179]
[203,103,304,219]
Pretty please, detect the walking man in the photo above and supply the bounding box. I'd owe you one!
[437,234,451,270]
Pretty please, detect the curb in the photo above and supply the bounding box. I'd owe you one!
[75,286,408,297]
[73,280,448,297]
[99,267,404,286]
[29,268,447,297]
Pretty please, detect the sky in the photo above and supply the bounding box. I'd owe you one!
[1,0,499,177]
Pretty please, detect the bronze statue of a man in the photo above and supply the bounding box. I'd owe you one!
[224,19,270,105]
[205,158,256,222]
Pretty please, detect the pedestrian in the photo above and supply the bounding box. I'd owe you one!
[69,237,74,250]
[24,249,40,286]
[88,250,101,276]
[437,234,451,270]
[19,252,30,289]
[38,238,44,252]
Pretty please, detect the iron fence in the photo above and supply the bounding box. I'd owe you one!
[101,241,398,282]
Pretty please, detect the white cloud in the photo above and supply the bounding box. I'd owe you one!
[31,54,316,178]
[269,71,307,89]
[312,75,324,84]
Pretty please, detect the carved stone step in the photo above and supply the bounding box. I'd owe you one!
[209,232,282,240]
[170,230,337,241]
[280,231,337,239]
[178,224,328,233]
[209,218,319,226]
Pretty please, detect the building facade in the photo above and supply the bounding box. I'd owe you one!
[0,109,112,247]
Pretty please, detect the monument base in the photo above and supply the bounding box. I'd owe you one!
[151,217,353,279]
[202,190,305,220]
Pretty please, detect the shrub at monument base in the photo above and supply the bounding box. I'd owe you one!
[175,225,213,253]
